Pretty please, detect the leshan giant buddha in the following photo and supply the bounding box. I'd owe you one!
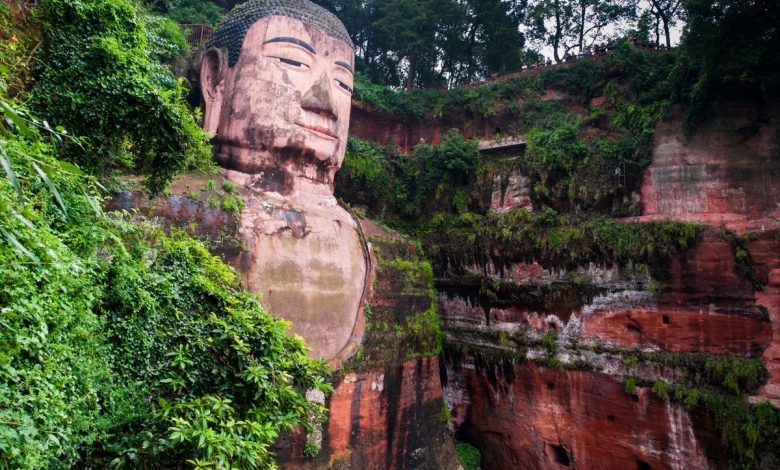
[199,0,367,363]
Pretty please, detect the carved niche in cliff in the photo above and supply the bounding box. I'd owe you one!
[198,0,366,364]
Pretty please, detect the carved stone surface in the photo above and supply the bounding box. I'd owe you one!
[199,5,363,362]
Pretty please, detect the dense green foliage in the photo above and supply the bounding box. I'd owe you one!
[423,209,701,273]
[29,0,211,192]
[315,0,531,89]
[348,44,676,213]
[337,131,481,219]
[150,0,227,26]
[340,47,681,226]
[677,0,780,131]
[454,439,481,470]
[527,0,638,61]
[0,46,328,470]
[310,0,674,88]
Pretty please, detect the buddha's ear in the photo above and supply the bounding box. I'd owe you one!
[200,47,228,133]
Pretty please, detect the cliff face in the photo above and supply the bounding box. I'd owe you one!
[429,93,780,468]
[350,99,534,152]
[437,229,778,469]
[635,96,780,232]
[113,75,779,467]
[443,353,715,470]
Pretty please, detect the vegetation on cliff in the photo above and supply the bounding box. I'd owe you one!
[0,2,329,468]
[342,43,678,219]
[343,233,442,372]
[29,0,212,193]
[336,3,780,469]
[423,209,701,274]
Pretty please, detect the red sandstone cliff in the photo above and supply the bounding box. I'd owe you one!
[427,93,780,468]
[633,96,780,233]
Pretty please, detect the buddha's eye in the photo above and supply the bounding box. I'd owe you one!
[335,79,352,94]
[271,57,310,69]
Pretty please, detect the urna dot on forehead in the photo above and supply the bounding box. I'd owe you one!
[206,0,354,67]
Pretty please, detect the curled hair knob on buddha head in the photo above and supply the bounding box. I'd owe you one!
[206,0,354,67]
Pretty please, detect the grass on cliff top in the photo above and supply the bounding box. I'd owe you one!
[341,43,675,220]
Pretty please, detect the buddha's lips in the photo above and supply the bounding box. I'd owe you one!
[296,122,338,140]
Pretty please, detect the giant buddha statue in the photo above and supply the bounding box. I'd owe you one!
[199,0,366,363]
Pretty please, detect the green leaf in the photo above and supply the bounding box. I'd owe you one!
[33,163,68,218]
[0,99,30,137]
[0,149,21,198]
[12,212,35,230]
[82,188,101,216]
[57,160,85,176]
[0,227,40,265]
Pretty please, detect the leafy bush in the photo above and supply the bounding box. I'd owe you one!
[337,132,480,220]
[29,0,211,192]
[150,0,227,26]
[454,439,481,470]
[336,138,396,216]
[0,79,328,468]
[348,45,680,216]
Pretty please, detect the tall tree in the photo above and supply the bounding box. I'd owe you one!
[468,0,527,75]
[647,0,683,48]
[315,0,533,89]
[528,0,636,62]
[372,0,439,90]
[679,0,780,125]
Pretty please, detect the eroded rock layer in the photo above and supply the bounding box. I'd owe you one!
[443,352,717,470]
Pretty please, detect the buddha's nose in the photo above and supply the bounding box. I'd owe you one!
[301,73,337,120]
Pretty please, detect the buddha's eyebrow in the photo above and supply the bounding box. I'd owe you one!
[263,37,316,54]
[335,61,354,74]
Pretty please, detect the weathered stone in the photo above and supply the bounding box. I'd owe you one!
[198,7,364,362]
[632,100,780,233]
[443,352,717,470]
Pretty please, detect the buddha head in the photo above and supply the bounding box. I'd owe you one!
[200,0,355,192]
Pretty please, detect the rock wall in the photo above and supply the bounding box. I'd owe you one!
[442,352,716,470]
[278,357,452,470]
[349,100,535,152]
[278,220,458,469]
[435,223,779,468]
[420,93,780,465]
[633,95,780,232]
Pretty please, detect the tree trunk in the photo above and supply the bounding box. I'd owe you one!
[406,52,417,92]
[663,19,671,48]
[466,22,478,80]
[553,0,562,63]
[578,1,587,53]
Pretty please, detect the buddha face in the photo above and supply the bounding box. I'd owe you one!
[202,15,355,179]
